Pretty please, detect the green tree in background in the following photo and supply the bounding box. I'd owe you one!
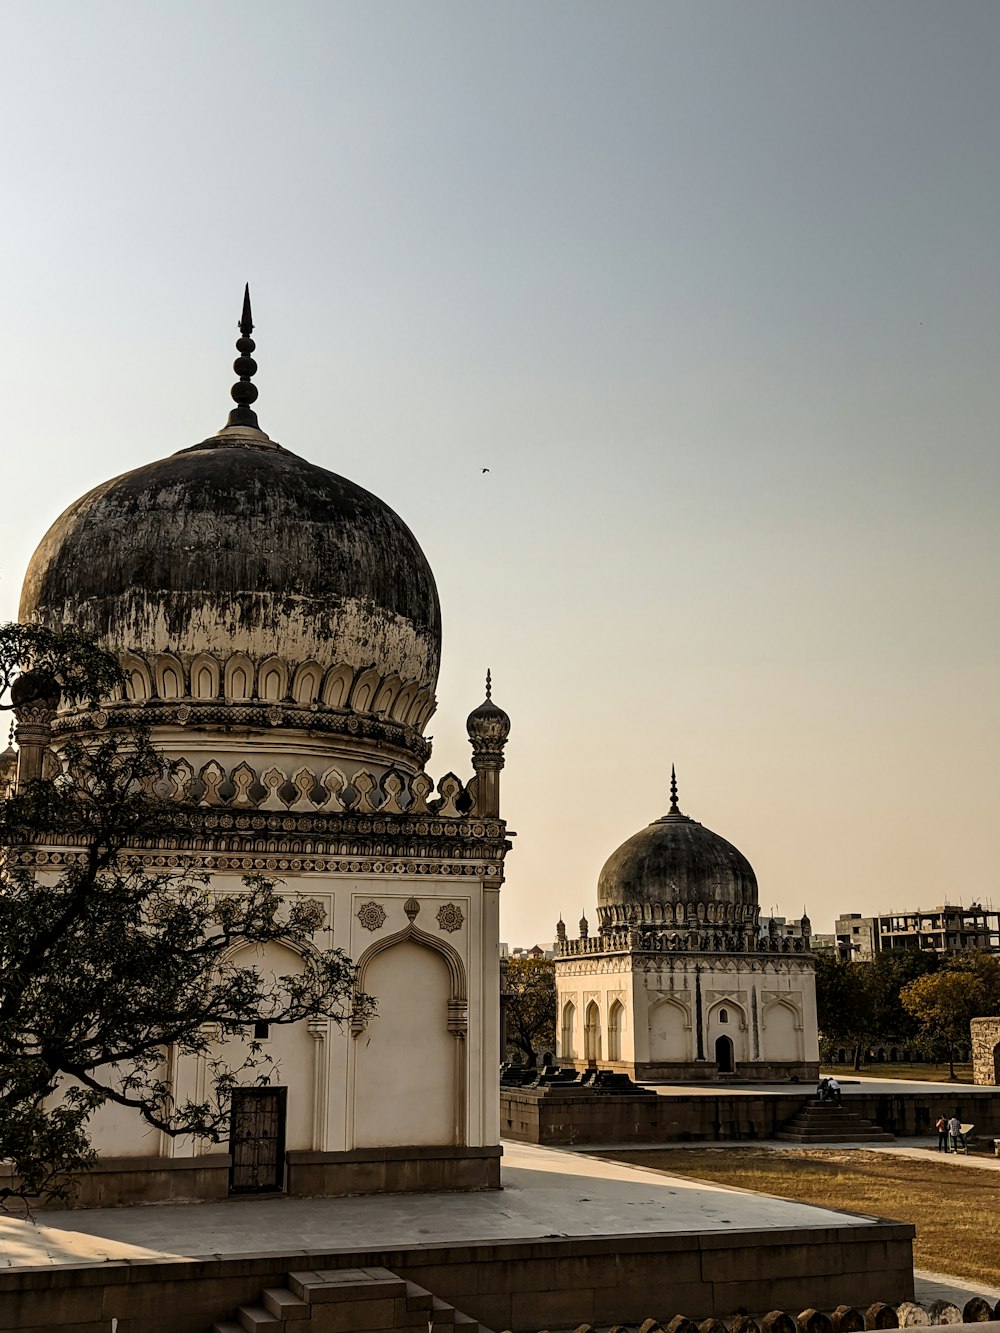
[816,949,939,1068]
[503,956,556,1066]
[900,968,990,1079]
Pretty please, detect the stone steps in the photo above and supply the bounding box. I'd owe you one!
[211,1265,491,1333]
[774,1099,895,1144]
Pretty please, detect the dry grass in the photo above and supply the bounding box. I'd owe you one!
[822,1062,974,1084]
[606,1147,1000,1287]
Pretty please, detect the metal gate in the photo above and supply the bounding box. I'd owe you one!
[229,1087,287,1194]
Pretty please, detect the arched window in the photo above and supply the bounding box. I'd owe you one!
[719,1008,729,1024]
[584,1001,602,1064]
[560,1001,576,1061]
[608,1000,624,1062]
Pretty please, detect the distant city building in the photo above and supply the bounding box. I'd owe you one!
[835,905,1000,960]
[503,943,555,961]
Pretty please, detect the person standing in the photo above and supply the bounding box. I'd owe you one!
[947,1113,962,1152]
[935,1115,948,1151]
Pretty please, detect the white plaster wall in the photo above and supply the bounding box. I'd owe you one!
[353,940,455,1145]
[556,952,820,1073]
[81,863,497,1164]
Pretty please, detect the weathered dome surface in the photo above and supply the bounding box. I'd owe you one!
[597,808,759,923]
[19,431,441,691]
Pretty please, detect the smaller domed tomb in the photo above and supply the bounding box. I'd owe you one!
[554,772,819,1083]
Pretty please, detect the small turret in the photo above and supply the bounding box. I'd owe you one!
[466,670,510,818]
[11,670,61,788]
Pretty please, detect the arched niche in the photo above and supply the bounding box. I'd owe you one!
[210,937,322,1154]
[258,657,289,703]
[608,999,625,1062]
[584,1000,602,1063]
[122,654,152,702]
[291,661,323,706]
[761,997,802,1062]
[391,682,418,724]
[321,664,353,709]
[350,922,467,1148]
[349,666,382,715]
[560,1000,577,1061]
[707,997,748,1063]
[153,653,185,700]
[224,653,255,701]
[648,997,690,1062]
[372,675,401,719]
[190,654,221,700]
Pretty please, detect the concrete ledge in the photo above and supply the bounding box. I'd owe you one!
[3,1155,234,1211]
[0,1221,914,1332]
[285,1144,502,1196]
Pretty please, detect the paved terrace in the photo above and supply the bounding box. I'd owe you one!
[0,1140,880,1271]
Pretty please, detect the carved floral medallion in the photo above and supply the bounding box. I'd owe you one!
[437,902,464,933]
[356,901,387,932]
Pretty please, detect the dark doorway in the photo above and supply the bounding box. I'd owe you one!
[229,1087,287,1194]
[715,1035,734,1074]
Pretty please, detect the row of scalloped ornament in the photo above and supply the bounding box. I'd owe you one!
[150,760,472,817]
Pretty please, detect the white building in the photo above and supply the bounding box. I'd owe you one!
[554,771,818,1082]
[13,294,512,1202]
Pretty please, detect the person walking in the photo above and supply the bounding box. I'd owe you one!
[947,1113,962,1152]
[935,1115,948,1151]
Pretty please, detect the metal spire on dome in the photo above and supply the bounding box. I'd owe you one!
[485,668,492,700]
[669,763,680,814]
[227,284,260,429]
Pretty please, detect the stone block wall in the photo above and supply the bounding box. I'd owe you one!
[971,1017,1000,1085]
[0,1223,914,1331]
[501,1086,1000,1147]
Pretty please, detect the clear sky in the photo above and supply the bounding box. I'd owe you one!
[1,1,998,944]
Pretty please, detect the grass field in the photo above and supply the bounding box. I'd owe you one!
[606,1147,999,1287]
[822,1062,974,1084]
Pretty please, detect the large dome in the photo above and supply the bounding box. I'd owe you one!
[18,294,442,763]
[597,777,759,931]
[19,430,440,687]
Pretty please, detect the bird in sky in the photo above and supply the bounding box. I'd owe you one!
[482,467,490,473]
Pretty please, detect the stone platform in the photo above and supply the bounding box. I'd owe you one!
[502,1077,1000,1147]
[0,1141,912,1332]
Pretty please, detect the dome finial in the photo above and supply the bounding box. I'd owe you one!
[485,668,492,700]
[227,284,260,429]
[669,763,680,814]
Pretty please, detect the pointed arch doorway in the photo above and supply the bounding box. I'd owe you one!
[715,1034,735,1074]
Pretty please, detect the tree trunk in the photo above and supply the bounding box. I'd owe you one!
[948,1042,957,1081]
[852,1044,862,1071]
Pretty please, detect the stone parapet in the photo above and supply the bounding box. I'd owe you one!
[556,932,814,959]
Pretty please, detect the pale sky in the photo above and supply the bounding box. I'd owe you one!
[1,2,998,944]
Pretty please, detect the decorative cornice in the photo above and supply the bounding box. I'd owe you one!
[15,805,512,878]
[53,700,432,766]
[16,845,506,879]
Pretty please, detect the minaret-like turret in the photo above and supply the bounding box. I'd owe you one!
[11,670,60,788]
[466,669,510,819]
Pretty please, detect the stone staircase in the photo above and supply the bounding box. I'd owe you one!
[774,1098,895,1144]
[210,1264,492,1332]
